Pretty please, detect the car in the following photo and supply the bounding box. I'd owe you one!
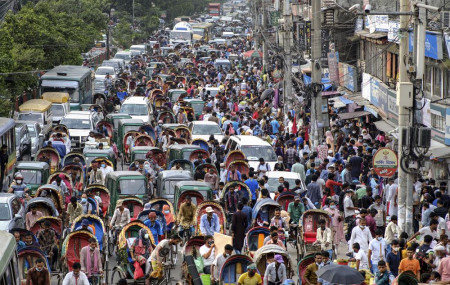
[266,171,303,198]
[15,121,43,159]
[119,96,153,124]
[0,193,25,231]
[60,111,100,149]
[14,122,31,161]
[114,51,132,65]
[94,79,106,94]
[225,135,277,170]
[188,121,223,142]
[95,66,116,80]
[130,44,146,54]
[101,60,122,74]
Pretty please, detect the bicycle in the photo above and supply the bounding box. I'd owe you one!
[149,248,172,285]
[88,273,103,285]
[179,225,194,245]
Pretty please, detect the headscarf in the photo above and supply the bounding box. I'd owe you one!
[162,205,174,225]
[325,131,334,143]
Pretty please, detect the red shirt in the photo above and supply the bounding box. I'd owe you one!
[365,215,377,236]
[325,180,343,196]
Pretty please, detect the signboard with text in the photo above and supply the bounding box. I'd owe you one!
[372,148,398,178]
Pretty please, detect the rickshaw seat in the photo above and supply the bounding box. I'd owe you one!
[236,262,242,274]
[304,232,316,243]
[223,262,236,284]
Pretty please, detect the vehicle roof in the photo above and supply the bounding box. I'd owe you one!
[215,59,231,63]
[106,113,131,119]
[168,89,187,93]
[229,135,271,146]
[107,171,145,179]
[266,171,301,179]
[119,118,144,125]
[175,181,211,187]
[116,51,131,54]
[122,96,149,104]
[83,148,112,154]
[19,99,52,112]
[42,92,70,103]
[0,231,16,276]
[0,118,15,136]
[15,122,26,129]
[15,161,49,170]
[96,66,115,70]
[64,112,91,118]
[160,170,193,179]
[41,65,91,80]
[168,144,201,150]
[192,120,219,126]
[0,193,16,202]
[131,146,159,152]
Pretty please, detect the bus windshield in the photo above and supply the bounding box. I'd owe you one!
[170,31,192,41]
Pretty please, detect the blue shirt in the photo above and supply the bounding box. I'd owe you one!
[296,136,304,148]
[245,178,259,201]
[242,205,252,231]
[270,120,280,134]
[16,241,26,251]
[199,213,221,236]
[144,219,163,245]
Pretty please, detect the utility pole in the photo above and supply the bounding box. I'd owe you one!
[254,0,261,50]
[283,0,293,114]
[310,0,322,148]
[262,0,269,70]
[396,0,412,233]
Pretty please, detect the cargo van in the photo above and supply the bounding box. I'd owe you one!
[17,99,53,136]
[42,92,70,124]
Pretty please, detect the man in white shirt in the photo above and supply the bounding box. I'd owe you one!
[62,262,89,285]
[200,235,216,274]
[386,179,398,216]
[314,219,333,259]
[368,229,387,275]
[211,244,233,284]
[344,189,359,239]
[349,218,373,253]
[351,242,370,271]
[409,219,439,243]
[99,159,114,180]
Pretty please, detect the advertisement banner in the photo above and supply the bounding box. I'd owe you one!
[388,21,400,43]
[409,31,443,60]
[328,52,339,84]
[362,73,371,100]
[423,98,431,127]
[372,148,398,178]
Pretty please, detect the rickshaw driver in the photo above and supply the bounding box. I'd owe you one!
[176,196,197,238]
[38,221,59,270]
[149,235,182,278]
[109,200,130,241]
[104,73,113,90]
[287,196,304,238]
[130,228,153,275]
[80,237,103,282]
[144,211,163,245]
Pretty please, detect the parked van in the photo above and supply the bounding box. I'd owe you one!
[119,96,153,123]
[42,92,70,124]
[225,135,277,170]
[17,99,53,137]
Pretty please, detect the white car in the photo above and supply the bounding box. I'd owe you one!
[266,171,302,198]
[114,51,132,65]
[189,121,224,142]
[120,96,153,124]
[225,135,278,170]
[95,66,116,80]
[61,111,100,149]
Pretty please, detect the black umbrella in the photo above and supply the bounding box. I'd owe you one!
[260,89,274,101]
[316,263,365,285]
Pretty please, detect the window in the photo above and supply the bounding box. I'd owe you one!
[431,113,445,131]
[424,65,432,94]
[434,68,442,96]
[445,70,450,98]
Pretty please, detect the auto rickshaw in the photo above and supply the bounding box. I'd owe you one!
[183,98,205,120]
[117,119,144,152]
[146,148,166,169]
[36,147,61,174]
[105,113,132,139]
[14,161,50,196]
[129,146,157,162]
[166,144,201,162]
[173,181,213,211]
[155,170,193,202]
[167,89,187,102]
[167,159,193,173]
[105,171,149,216]
[83,148,117,170]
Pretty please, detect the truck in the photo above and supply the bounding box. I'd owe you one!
[208,3,221,16]
[169,21,193,46]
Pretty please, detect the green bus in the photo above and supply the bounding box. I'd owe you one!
[0,231,20,285]
[40,65,93,110]
[0,118,16,191]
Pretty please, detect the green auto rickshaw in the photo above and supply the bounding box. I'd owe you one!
[183,98,205,119]
[166,144,201,163]
[117,119,144,154]
[14,161,50,196]
[106,113,132,143]
[167,89,187,103]
[83,148,117,170]
[105,171,149,216]
[173,181,213,211]
[130,146,160,162]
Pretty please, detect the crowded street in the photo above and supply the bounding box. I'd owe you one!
[1,0,450,284]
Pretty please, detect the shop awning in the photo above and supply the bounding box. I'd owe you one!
[374,120,397,134]
[322,91,341,97]
[427,139,450,158]
[339,96,354,105]
[337,111,371,120]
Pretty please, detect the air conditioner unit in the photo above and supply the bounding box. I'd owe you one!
[442,11,450,28]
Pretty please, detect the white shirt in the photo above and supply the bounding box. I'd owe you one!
[344,196,355,218]
[200,244,215,266]
[354,250,370,270]
[368,238,387,263]
[419,226,439,241]
[100,165,113,178]
[62,271,90,285]
[349,226,373,252]
[384,222,400,244]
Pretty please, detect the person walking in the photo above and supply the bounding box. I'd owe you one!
[231,202,248,254]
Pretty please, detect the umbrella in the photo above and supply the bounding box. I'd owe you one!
[260,89,274,101]
[243,50,262,58]
[316,263,365,285]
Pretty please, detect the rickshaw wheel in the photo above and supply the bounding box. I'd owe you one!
[110,267,124,284]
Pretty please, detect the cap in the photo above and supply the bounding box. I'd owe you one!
[81,219,89,226]
[247,263,257,270]
[294,196,301,201]
[328,150,333,154]
[435,245,446,251]
[206,207,214,213]
[275,254,284,263]
[116,200,123,207]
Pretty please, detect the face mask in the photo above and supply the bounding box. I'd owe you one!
[377,237,383,241]
[81,198,87,203]
[330,205,336,209]
[90,246,95,251]
[393,247,399,252]
[17,180,22,185]
[144,234,149,239]
[164,210,170,214]
[360,225,365,229]
[101,164,106,168]
[225,253,230,257]
[35,267,42,272]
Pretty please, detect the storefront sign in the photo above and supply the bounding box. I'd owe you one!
[367,15,389,33]
[409,31,443,60]
[328,52,339,84]
[388,21,400,43]
[338,63,357,92]
[372,148,398,178]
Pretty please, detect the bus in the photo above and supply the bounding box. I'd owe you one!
[192,23,214,42]
[208,3,221,16]
[40,65,93,110]
[0,231,20,285]
[0,118,16,191]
